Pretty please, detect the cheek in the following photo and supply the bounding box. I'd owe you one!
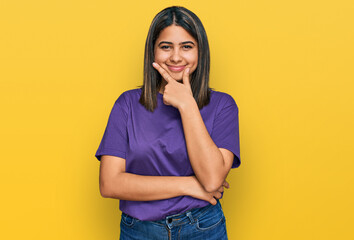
[186,51,198,64]
[189,54,198,72]
[188,56,198,72]
[154,51,169,63]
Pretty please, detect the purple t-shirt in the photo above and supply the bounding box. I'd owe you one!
[95,88,241,221]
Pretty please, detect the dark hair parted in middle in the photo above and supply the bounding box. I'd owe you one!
[138,6,214,112]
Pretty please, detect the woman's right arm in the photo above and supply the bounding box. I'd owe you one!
[99,155,229,205]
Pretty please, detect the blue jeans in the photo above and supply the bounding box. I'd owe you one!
[120,199,228,240]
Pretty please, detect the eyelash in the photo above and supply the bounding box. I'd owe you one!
[160,45,192,49]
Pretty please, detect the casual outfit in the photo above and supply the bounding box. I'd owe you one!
[95,88,241,238]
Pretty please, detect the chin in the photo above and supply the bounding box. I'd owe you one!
[170,73,183,80]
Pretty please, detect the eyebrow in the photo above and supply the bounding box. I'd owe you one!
[158,41,195,46]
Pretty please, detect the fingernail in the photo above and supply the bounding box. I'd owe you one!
[186,68,190,73]
[152,62,157,67]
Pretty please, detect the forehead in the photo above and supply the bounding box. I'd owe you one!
[156,25,196,43]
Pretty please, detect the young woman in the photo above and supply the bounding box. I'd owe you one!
[95,6,241,240]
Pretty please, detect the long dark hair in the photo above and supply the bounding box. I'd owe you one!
[138,6,213,112]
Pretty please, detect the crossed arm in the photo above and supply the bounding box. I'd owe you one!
[99,155,230,205]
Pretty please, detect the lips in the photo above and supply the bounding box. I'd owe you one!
[167,64,186,72]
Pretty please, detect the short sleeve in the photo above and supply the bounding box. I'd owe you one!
[211,94,241,168]
[95,93,129,161]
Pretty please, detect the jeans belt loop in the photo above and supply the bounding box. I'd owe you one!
[186,211,195,224]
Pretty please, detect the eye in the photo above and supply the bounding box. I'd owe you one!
[183,45,193,49]
[160,45,170,49]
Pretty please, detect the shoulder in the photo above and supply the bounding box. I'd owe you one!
[122,88,142,96]
[110,89,141,115]
[210,89,238,109]
[115,88,142,105]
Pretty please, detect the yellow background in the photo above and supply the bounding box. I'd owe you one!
[1,0,353,239]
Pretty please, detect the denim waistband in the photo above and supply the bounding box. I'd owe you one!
[163,199,221,229]
[122,199,222,229]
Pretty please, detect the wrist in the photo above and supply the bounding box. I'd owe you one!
[180,176,194,196]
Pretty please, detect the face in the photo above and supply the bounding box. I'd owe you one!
[154,25,198,83]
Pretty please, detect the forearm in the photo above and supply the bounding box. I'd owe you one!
[103,172,192,201]
[178,99,226,192]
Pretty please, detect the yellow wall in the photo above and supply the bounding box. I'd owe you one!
[1,0,353,239]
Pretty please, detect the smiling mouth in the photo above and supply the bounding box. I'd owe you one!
[167,64,187,72]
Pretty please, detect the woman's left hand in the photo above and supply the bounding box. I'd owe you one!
[152,62,195,110]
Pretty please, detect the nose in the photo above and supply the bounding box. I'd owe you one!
[170,48,182,63]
